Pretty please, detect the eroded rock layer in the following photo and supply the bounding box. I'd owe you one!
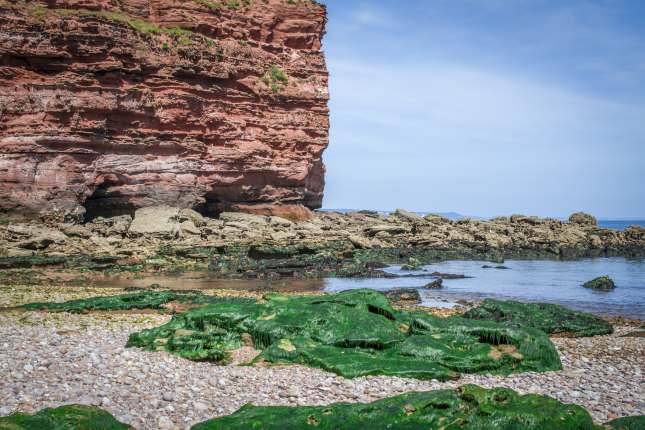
[0,0,329,221]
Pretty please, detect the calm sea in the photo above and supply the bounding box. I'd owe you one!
[598,220,645,231]
[325,258,645,319]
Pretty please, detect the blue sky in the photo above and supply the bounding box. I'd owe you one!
[321,0,645,218]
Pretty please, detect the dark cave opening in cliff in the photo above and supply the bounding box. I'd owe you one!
[83,180,136,222]
[193,195,222,219]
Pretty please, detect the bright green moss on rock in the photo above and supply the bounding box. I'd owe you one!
[0,404,132,429]
[23,290,254,313]
[607,416,645,430]
[127,289,562,379]
[463,299,614,337]
[191,384,600,430]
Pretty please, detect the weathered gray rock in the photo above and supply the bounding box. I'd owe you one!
[219,212,268,227]
[268,216,294,228]
[15,227,67,250]
[61,225,92,239]
[179,209,206,227]
[179,221,201,236]
[128,206,179,239]
[569,212,597,226]
[348,234,373,249]
[392,208,424,223]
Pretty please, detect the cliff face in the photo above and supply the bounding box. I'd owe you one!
[0,0,329,221]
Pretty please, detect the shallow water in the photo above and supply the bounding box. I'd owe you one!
[88,258,645,318]
[324,258,645,318]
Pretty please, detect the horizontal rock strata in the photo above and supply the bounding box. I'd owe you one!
[0,0,329,221]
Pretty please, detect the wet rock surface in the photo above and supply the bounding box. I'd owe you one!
[584,276,617,291]
[195,385,602,429]
[0,404,132,429]
[464,299,614,337]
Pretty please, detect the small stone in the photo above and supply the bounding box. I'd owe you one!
[157,416,174,429]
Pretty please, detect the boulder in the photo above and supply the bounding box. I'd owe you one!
[582,276,615,291]
[61,225,92,239]
[128,206,180,239]
[179,221,201,236]
[178,208,205,227]
[392,208,424,223]
[424,213,451,223]
[568,212,597,226]
[383,288,422,304]
[348,234,373,249]
[424,279,443,289]
[15,227,67,250]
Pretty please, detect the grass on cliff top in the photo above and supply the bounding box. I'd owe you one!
[21,3,215,47]
[463,299,614,338]
[0,404,132,430]
[122,289,562,379]
[192,384,601,430]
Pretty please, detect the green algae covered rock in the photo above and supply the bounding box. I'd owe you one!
[0,404,132,429]
[127,289,562,379]
[191,384,600,430]
[607,416,645,430]
[23,290,179,313]
[463,299,613,337]
[583,276,616,291]
[22,290,254,313]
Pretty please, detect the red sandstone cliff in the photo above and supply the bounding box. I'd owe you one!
[0,0,329,221]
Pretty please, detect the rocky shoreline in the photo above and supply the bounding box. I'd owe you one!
[1,208,644,280]
[0,292,642,429]
[1,210,644,429]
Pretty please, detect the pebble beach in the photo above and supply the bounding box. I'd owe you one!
[1,286,642,429]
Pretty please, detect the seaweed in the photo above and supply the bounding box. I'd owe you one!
[606,416,645,430]
[0,404,132,429]
[22,290,254,313]
[192,384,601,430]
[463,299,614,337]
[127,289,562,379]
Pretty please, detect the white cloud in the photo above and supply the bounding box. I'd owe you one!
[349,4,392,27]
[324,57,645,216]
